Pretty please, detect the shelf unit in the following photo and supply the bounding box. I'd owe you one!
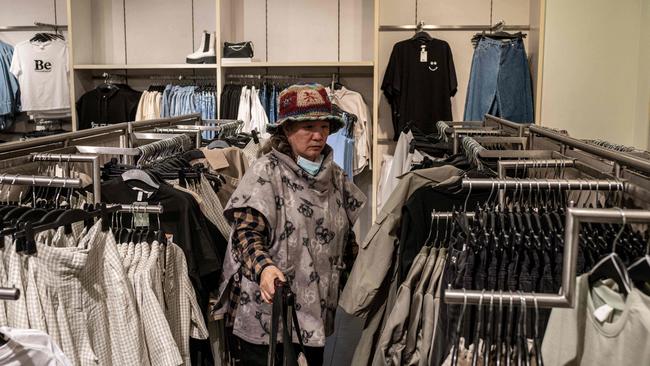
[73,64,219,70]
[59,0,540,227]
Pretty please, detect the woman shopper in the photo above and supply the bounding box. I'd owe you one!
[216,83,366,365]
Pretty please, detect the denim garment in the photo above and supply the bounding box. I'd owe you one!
[269,85,277,124]
[0,42,19,130]
[161,85,172,117]
[260,84,268,117]
[343,136,354,181]
[464,37,533,123]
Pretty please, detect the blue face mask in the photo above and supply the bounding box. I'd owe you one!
[297,155,324,176]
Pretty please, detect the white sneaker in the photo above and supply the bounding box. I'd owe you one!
[186,31,216,64]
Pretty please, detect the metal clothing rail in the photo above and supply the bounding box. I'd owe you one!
[0,22,68,32]
[462,178,625,191]
[110,204,164,214]
[529,125,650,176]
[0,114,202,162]
[496,159,577,179]
[379,24,530,32]
[444,207,650,308]
[31,153,101,204]
[0,174,82,188]
[0,288,20,301]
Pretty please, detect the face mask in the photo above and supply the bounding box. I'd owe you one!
[297,155,324,176]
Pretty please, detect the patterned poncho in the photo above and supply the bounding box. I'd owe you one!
[217,146,366,347]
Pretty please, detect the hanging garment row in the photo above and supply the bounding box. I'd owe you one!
[141,81,217,121]
[329,127,649,366]
[0,202,208,366]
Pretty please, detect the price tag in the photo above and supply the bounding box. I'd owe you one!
[420,47,428,63]
[593,304,614,322]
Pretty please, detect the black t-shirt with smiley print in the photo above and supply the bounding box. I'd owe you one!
[382,37,457,140]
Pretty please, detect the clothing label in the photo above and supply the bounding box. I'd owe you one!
[54,164,64,178]
[133,212,149,227]
[420,48,428,63]
[593,304,614,322]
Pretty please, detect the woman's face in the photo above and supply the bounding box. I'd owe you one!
[284,120,331,161]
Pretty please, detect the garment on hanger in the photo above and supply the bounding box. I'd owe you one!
[327,107,356,180]
[10,39,69,112]
[76,84,141,130]
[541,276,650,366]
[327,86,372,174]
[0,41,20,130]
[382,37,457,140]
[464,35,533,123]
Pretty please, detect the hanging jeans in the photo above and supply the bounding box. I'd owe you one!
[463,37,533,123]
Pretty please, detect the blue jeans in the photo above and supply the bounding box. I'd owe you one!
[464,37,533,123]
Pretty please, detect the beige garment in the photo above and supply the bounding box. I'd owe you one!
[344,166,462,366]
[371,247,431,366]
[405,248,447,366]
[133,241,183,366]
[542,275,650,366]
[197,146,249,206]
[423,249,448,366]
[340,165,463,316]
[164,243,209,365]
[402,248,442,362]
[328,86,372,174]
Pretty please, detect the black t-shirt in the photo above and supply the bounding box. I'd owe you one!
[382,37,457,140]
[76,84,141,130]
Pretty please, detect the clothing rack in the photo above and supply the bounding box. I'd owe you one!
[0,22,68,32]
[154,120,243,144]
[110,203,164,214]
[462,178,625,191]
[496,159,577,179]
[0,114,202,162]
[226,72,363,80]
[30,153,101,204]
[0,288,20,301]
[0,174,82,189]
[148,75,215,81]
[379,20,530,32]
[444,207,650,307]
[529,125,650,176]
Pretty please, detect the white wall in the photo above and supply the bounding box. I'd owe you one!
[0,0,68,46]
[540,0,650,148]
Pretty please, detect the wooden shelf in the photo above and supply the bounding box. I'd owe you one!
[220,61,374,68]
[73,64,218,70]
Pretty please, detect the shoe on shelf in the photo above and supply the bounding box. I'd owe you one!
[186,31,216,64]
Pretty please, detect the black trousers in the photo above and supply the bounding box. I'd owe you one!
[236,337,324,366]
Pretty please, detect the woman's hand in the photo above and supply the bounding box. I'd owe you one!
[259,265,286,303]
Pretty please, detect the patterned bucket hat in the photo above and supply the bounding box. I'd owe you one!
[266,83,345,134]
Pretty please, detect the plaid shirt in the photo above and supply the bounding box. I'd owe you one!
[226,208,273,325]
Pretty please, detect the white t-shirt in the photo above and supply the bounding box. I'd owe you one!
[0,327,72,366]
[10,39,70,111]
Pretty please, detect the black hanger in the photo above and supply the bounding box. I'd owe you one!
[588,210,632,296]
[411,21,432,41]
[628,236,650,294]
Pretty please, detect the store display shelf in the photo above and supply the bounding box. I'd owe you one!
[220,61,374,68]
[73,64,218,70]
